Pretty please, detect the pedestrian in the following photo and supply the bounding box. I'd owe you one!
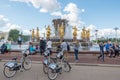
[66,42,70,52]
[73,40,79,62]
[0,42,7,54]
[61,40,68,60]
[46,39,52,54]
[18,35,22,48]
[39,38,44,55]
[98,41,105,61]
[105,40,112,57]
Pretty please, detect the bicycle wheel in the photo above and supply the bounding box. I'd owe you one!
[47,68,58,80]
[43,64,48,74]
[3,66,17,78]
[43,58,57,74]
[23,57,32,70]
[62,60,71,72]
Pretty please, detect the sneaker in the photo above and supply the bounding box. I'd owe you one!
[75,60,78,63]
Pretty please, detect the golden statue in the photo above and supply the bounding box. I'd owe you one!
[86,29,90,39]
[81,27,86,39]
[59,24,64,39]
[81,27,90,40]
[32,29,35,41]
[46,25,51,39]
[73,26,77,38]
[36,27,39,41]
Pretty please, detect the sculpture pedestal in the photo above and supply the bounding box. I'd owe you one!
[73,37,77,41]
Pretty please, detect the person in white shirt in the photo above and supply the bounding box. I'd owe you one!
[61,40,68,60]
[47,39,52,54]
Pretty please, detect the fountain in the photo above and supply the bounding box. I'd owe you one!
[30,18,92,50]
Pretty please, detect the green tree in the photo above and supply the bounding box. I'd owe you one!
[8,29,19,42]
[22,35,29,42]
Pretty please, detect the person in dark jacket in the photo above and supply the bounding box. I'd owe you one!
[112,42,119,57]
[39,38,46,55]
[1,43,7,54]
[98,42,105,61]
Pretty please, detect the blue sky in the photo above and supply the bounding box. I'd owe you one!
[0,0,120,38]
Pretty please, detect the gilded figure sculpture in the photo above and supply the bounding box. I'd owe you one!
[86,29,90,39]
[59,24,64,39]
[46,25,51,39]
[73,26,77,37]
[81,27,90,40]
[32,29,35,41]
[36,27,39,41]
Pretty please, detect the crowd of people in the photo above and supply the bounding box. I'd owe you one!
[27,38,79,62]
[1,37,120,63]
[98,40,120,62]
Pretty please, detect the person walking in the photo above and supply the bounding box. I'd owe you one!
[46,39,52,54]
[98,41,105,61]
[39,38,44,55]
[61,40,68,60]
[18,35,22,48]
[73,40,79,62]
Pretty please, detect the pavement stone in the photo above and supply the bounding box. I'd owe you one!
[0,62,120,80]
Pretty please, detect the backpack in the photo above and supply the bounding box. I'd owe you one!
[67,43,70,51]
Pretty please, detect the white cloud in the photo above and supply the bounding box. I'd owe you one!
[51,11,62,16]
[0,14,30,35]
[39,8,48,13]
[10,0,61,13]
[81,9,85,12]
[0,15,9,28]
[51,3,84,27]
[85,25,120,39]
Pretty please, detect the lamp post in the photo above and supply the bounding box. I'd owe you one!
[114,27,118,41]
[29,30,32,41]
[95,30,98,43]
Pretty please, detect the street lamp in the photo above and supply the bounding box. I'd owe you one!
[95,30,98,43]
[114,27,119,41]
[29,30,32,41]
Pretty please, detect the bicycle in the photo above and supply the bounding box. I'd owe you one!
[43,48,59,80]
[3,49,32,78]
[47,50,71,80]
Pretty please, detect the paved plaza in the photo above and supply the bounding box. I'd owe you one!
[0,61,120,80]
[1,52,120,65]
[0,52,120,80]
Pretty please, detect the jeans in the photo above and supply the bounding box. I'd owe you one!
[98,50,104,61]
[74,49,79,60]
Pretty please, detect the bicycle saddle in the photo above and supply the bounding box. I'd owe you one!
[12,57,17,60]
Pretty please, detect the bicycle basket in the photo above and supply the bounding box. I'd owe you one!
[56,52,63,59]
[22,49,29,57]
[4,62,16,68]
[43,50,50,57]
[43,59,48,65]
[48,63,57,70]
